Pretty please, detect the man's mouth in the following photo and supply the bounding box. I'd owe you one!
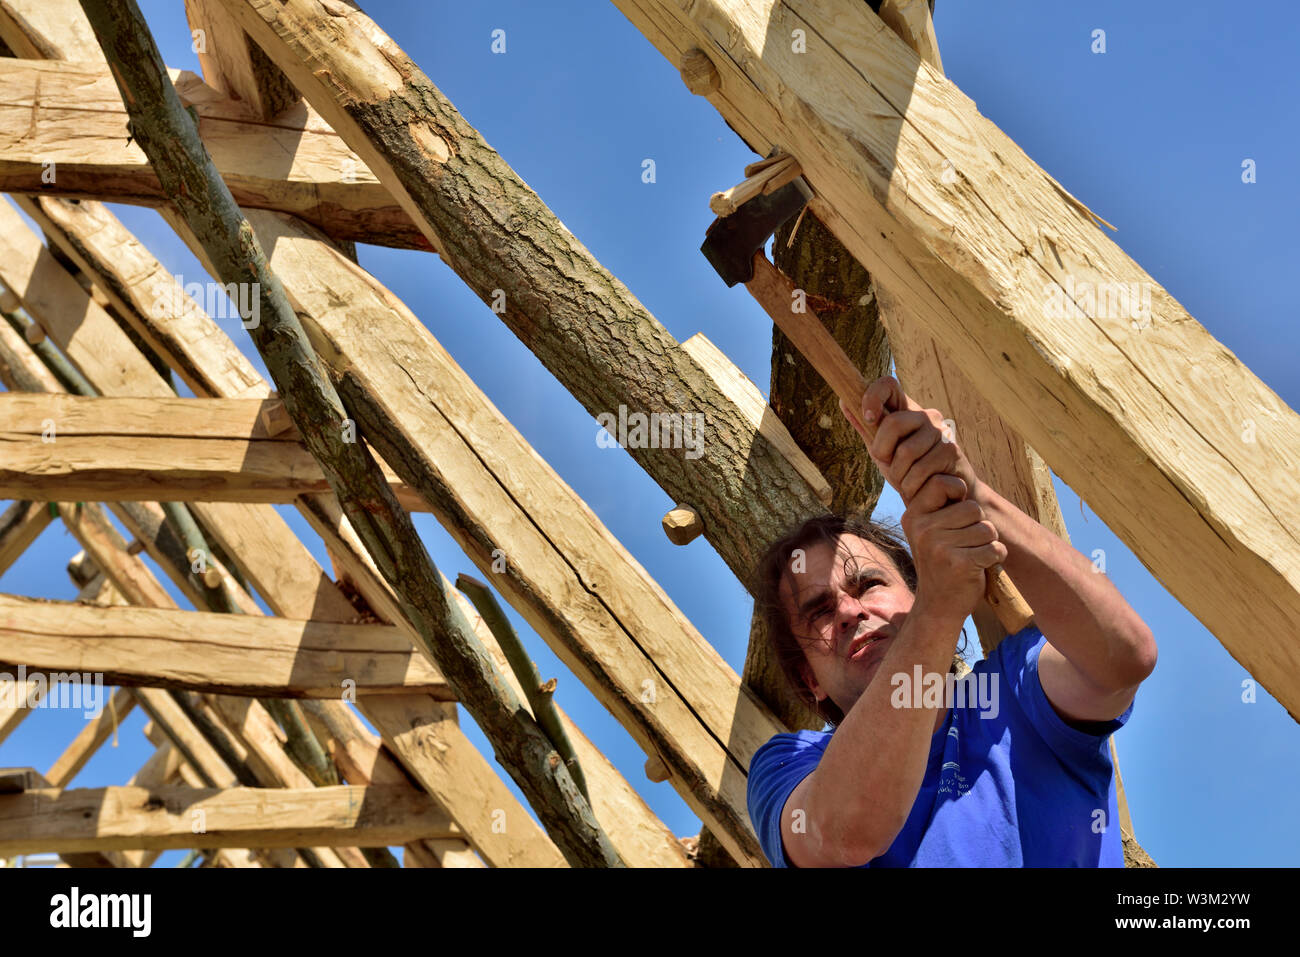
[847,625,890,661]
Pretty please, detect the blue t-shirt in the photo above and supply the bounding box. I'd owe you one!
[746,625,1132,867]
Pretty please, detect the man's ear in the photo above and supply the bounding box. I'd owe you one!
[797,658,827,703]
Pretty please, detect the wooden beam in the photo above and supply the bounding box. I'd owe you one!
[185,0,299,119]
[248,209,776,865]
[0,59,425,250]
[44,687,135,787]
[0,500,52,578]
[0,679,41,745]
[217,0,834,598]
[118,743,183,868]
[297,698,486,868]
[15,195,269,402]
[0,594,451,699]
[0,390,293,439]
[681,332,831,507]
[0,0,102,61]
[0,767,120,867]
[609,1,1300,718]
[0,395,428,509]
[0,785,461,853]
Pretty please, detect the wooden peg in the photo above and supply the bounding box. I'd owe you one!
[644,755,670,783]
[679,48,719,96]
[259,395,296,437]
[662,504,704,545]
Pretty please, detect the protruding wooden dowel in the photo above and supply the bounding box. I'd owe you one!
[679,48,719,96]
[662,504,704,545]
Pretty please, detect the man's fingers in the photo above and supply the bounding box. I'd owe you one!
[839,397,873,444]
[910,472,968,514]
[898,437,959,503]
[969,540,1009,569]
[944,518,999,547]
[867,409,930,465]
[859,375,922,429]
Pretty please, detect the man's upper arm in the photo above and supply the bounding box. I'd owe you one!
[747,733,826,867]
[998,628,1136,763]
[1038,639,1139,727]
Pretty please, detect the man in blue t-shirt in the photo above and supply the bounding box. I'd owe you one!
[746,376,1157,867]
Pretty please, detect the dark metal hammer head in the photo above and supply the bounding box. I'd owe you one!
[701,177,813,286]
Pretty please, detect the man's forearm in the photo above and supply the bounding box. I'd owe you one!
[803,601,965,863]
[972,480,1154,690]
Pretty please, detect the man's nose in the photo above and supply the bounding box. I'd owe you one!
[834,591,868,631]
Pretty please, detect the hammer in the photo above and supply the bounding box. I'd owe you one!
[701,168,1034,636]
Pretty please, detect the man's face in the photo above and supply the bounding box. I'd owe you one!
[779,533,916,718]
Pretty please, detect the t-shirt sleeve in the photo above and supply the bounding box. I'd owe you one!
[996,626,1134,765]
[746,732,827,868]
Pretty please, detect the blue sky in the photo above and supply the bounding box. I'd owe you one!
[2,0,1296,867]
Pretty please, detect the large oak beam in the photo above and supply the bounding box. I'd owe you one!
[296,698,484,868]
[184,0,299,120]
[0,58,427,250]
[0,499,51,578]
[0,394,427,510]
[0,0,103,61]
[610,0,1300,720]
[0,785,461,853]
[0,594,451,699]
[15,195,269,402]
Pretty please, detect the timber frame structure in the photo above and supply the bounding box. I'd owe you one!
[0,0,1294,868]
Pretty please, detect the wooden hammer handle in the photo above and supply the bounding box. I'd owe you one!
[746,251,1034,635]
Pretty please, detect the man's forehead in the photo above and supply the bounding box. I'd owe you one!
[780,533,895,599]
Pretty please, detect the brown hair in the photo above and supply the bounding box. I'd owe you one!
[752,513,967,727]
